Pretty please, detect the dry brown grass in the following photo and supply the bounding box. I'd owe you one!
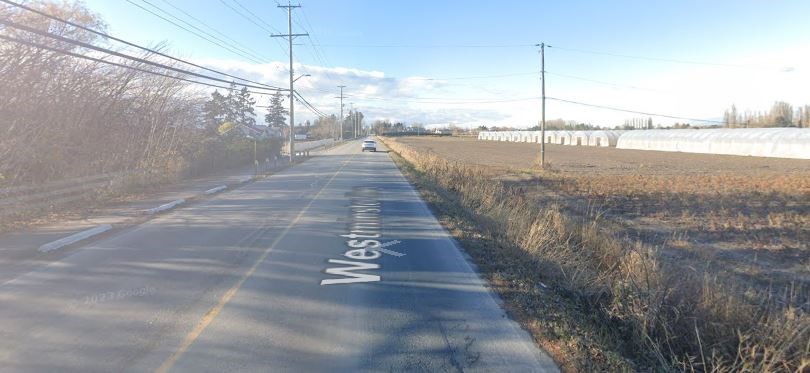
[382,136,810,372]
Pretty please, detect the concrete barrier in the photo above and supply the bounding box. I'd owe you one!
[146,199,185,215]
[39,224,113,253]
[204,185,227,195]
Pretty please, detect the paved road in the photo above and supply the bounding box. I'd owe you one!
[0,162,283,285]
[0,140,557,372]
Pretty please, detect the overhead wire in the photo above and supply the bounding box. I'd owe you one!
[0,34,276,96]
[4,3,736,125]
[0,17,285,91]
[156,0,273,62]
[227,0,283,34]
[216,0,290,66]
[545,71,666,93]
[546,97,724,124]
[293,12,341,84]
[123,0,266,64]
[550,45,774,69]
[408,71,538,80]
[0,0,280,89]
[309,43,535,48]
[134,0,269,63]
[349,95,541,104]
[293,91,328,117]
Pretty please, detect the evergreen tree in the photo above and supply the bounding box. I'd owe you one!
[232,87,256,128]
[202,90,228,134]
[264,91,289,128]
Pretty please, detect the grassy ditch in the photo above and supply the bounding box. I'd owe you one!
[381,136,809,372]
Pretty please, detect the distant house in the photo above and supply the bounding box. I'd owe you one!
[238,124,282,139]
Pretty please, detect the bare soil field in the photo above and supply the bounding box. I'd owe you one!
[395,137,810,282]
[385,135,810,371]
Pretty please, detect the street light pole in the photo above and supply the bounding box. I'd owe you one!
[253,137,258,175]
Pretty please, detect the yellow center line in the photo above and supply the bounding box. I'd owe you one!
[156,154,356,373]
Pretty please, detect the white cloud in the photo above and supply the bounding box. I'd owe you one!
[193,46,810,129]
[193,57,520,128]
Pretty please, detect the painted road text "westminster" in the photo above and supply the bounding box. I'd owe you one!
[321,187,384,285]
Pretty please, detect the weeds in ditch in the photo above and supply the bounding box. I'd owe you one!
[382,137,810,372]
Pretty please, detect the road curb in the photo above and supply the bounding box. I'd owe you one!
[204,185,227,195]
[38,224,113,253]
[146,199,185,215]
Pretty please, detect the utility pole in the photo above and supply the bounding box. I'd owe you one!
[536,42,547,168]
[356,105,360,137]
[272,2,307,162]
[350,102,355,138]
[336,85,346,140]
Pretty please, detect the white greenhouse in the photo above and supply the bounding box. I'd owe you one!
[616,128,810,159]
[554,131,573,145]
[543,131,557,144]
[587,131,622,147]
[570,131,591,146]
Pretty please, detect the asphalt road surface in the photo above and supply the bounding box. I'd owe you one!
[0,140,558,372]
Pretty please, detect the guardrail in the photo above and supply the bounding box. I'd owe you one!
[283,138,336,155]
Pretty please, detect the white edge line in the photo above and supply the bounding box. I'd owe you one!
[38,224,113,253]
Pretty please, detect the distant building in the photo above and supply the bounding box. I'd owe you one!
[238,124,282,139]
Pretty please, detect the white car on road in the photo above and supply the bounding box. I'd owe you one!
[361,139,377,152]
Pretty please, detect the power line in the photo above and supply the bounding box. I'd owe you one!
[547,97,724,124]
[227,0,283,34]
[0,0,280,90]
[342,91,723,123]
[309,43,534,49]
[0,34,275,95]
[293,91,327,117]
[545,71,665,92]
[408,71,538,81]
[123,0,266,64]
[218,0,291,61]
[136,0,269,63]
[292,14,339,83]
[296,8,341,83]
[156,0,273,61]
[351,95,541,104]
[550,45,774,69]
[0,17,285,91]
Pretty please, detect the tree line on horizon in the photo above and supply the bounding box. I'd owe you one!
[723,101,808,128]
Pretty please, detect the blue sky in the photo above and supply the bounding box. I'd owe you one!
[83,0,810,127]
